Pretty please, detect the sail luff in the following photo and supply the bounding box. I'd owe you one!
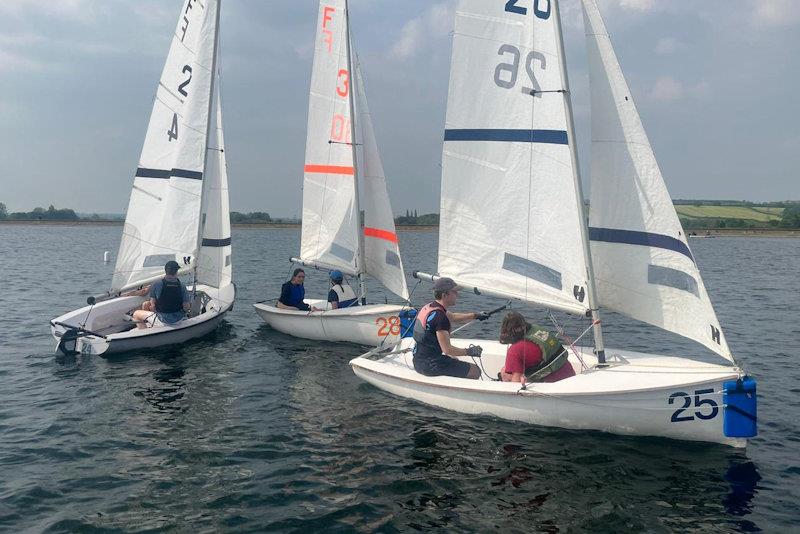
[552,0,606,361]
[582,0,733,362]
[343,0,368,302]
[193,0,222,285]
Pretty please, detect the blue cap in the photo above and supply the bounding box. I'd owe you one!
[329,270,344,283]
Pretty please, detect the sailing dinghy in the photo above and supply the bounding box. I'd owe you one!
[351,0,757,447]
[254,0,411,347]
[51,0,235,356]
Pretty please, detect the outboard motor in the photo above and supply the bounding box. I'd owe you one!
[399,309,418,339]
[723,377,758,438]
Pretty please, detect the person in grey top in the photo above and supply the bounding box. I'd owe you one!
[132,260,192,328]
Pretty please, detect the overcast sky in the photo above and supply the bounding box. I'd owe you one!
[1,0,798,216]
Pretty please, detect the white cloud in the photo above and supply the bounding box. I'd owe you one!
[0,49,43,72]
[649,76,684,101]
[749,0,800,27]
[390,1,454,60]
[0,0,95,21]
[655,37,684,56]
[618,0,656,10]
[649,76,710,102]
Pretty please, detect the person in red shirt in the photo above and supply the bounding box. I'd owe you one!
[498,312,576,384]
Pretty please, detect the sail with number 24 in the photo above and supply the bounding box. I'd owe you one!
[350,0,757,447]
[51,0,235,356]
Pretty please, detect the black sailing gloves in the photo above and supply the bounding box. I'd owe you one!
[475,312,491,321]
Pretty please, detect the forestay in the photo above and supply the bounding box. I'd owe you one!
[352,53,409,300]
[300,0,360,276]
[582,0,732,361]
[113,0,218,292]
[439,0,591,315]
[196,79,232,290]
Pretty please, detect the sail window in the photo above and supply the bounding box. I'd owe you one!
[329,243,354,263]
[502,253,562,290]
[648,264,699,297]
[385,250,400,268]
[142,254,175,268]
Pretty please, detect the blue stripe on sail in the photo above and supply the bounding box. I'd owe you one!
[589,227,694,262]
[444,129,568,145]
[201,237,231,247]
[136,167,203,180]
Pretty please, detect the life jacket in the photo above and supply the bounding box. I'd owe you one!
[155,277,184,313]
[522,324,569,382]
[331,283,358,308]
[412,301,447,359]
[287,283,305,306]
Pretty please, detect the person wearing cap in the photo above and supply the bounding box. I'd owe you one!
[412,277,491,379]
[327,270,359,309]
[132,260,191,328]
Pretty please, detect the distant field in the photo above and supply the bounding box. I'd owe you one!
[675,205,784,222]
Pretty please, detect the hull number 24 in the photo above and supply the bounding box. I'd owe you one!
[668,389,719,423]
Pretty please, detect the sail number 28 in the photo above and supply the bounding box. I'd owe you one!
[376,316,401,337]
[505,0,551,20]
[668,389,719,423]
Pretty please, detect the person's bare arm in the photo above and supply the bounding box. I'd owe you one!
[330,301,339,310]
[435,330,469,358]
[446,311,479,323]
[123,285,150,297]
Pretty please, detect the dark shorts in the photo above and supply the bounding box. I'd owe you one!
[413,354,472,379]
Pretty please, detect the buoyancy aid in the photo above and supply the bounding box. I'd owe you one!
[288,283,305,306]
[155,277,184,313]
[331,283,358,308]
[412,301,447,359]
[522,324,569,381]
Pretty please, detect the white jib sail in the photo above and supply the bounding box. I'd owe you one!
[438,0,591,316]
[352,53,409,301]
[113,0,219,292]
[196,74,232,290]
[299,0,360,276]
[582,0,732,361]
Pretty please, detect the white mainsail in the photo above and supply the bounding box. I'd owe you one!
[353,53,409,301]
[582,0,732,361]
[196,78,232,290]
[113,0,219,292]
[299,0,360,276]
[438,0,592,316]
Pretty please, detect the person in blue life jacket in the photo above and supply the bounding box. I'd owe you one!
[131,260,191,328]
[277,268,321,312]
[412,277,491,380]
[327,270,359,309]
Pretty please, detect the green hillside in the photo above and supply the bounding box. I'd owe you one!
[675,205,784,222]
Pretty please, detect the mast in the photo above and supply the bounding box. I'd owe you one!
[552,0,606,363]
[193,0,222,292]
[344,0,367,304]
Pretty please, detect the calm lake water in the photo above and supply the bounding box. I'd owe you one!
[0,224,798,532]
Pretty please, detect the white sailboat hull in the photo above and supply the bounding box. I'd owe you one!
[351,338,749,447]
[51,284,235,356]
[254,299,409,346]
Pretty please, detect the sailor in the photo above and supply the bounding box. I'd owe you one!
[277,268,319,312]
[412,277,489,379]
[132,260,191,328]
[497,312,576,384]
[327,270,359,309]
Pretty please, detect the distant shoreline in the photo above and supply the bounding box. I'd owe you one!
[0,219,796,237]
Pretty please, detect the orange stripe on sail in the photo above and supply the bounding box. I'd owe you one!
[304,164,355,175]
[364,227,399,244]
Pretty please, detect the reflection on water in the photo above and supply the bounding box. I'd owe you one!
[0,225,796,531]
